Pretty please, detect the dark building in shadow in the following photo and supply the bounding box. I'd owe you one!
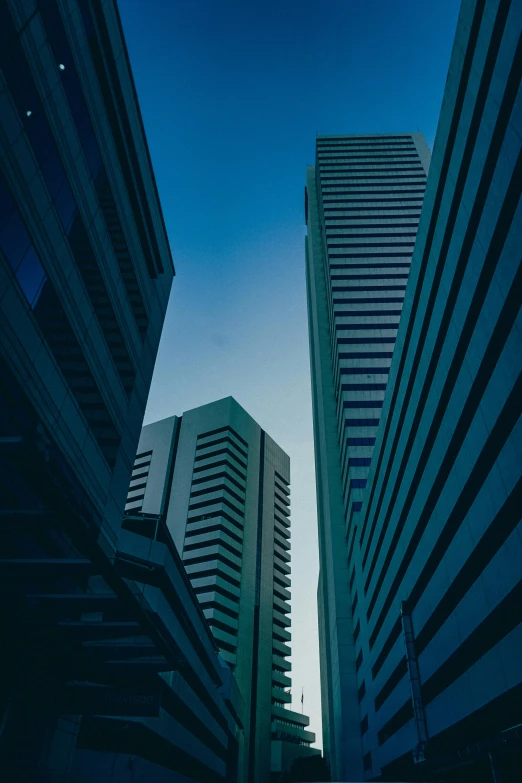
[0,1,242,780]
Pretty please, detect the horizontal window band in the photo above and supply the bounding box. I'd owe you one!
[372,618,402,679]
[207,617,239,637]
[339,352,394,359]
[349,457,373,467]
[343,384,387,392]
[331,275,409,281]
[317,142,415,150]
[325,224,419,231]
[185,521,243,545]
[197,425,248,448]
[328,243,415,249]
[127,481,147,492]
[335,298,405,304]
[327,232,418,239]
[183,549,242,572]
[330,252,413,259]
[212,637,238,654]
[189,495,244,517]
[323,189,425,198]
[187,509,244,531]
[337,337,396,344]
[333,286,407,292]
[318,150,416,158]
[130,469,149,481]
[321,173,426,182]
[191,470,246,493]
[334,313,402,319]
[341,368,390,375]
[320,161,423,169]
[374,657,408,711]
[356,0,516,617]
[347,437,377,446]
[344,401,384,408]
[415,478,522,659]
[198,599,239,620]
[192,581,240,603]
[189,484,245,507]
[192,458,246,481]
[330,264,411,270]
[185,564,241,588]
[194,446,247,471]
[345,419,381,427]
[184,534,241,558]
[196,435,248,461]
[135,449,153,461]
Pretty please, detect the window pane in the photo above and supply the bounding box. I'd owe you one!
[54,180,77,232]
[0,209,31,271]
[16,246,47,307]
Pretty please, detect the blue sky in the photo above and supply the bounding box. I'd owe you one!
[119,0,460,748]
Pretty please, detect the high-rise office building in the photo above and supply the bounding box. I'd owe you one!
[307,1,522,782]
[0,2,240,781]
[126,397,320,783]
[306,133,430,778]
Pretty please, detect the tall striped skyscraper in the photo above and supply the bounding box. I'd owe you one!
[305,133,430,778]
[307,1,522,781]
[125,398,319,783]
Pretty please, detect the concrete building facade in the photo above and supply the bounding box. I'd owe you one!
[0,1,241,781]
[305,132,430,779]
[307,1,522,781]
[127,398,320,783]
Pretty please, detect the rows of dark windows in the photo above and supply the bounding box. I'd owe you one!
[323,188,426,198]
[334,313,402,320]
[339,351,394,359]
[338,337,396,345]
[37,0,150,335]
[78,0,165,277]
[0,3,139,397]
[333,286,407,293]
[319,155,419,164]
[321,174,426,183]
[325,223,419,230]
[327,232,417,239]
[0,171,121,466]
[335,297,404,305]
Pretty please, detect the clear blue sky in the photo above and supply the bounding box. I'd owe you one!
[119,0,460,749]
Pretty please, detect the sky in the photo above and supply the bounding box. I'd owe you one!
[118,0,460,750]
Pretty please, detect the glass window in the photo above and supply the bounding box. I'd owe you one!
[16,246,47,307]
[54,180,77,232]
[0,207,31,272]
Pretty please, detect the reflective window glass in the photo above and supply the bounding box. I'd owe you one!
[0,207,31,272]
[16,246,47,307]
[54,180,77,232]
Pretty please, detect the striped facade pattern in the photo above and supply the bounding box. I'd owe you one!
[353,0,522,779]
[305,133,429,778]
[125,448,153,512]
[308,1,522,781]
[128,400,316,783]
[183,425,251,665]
[312,133,429,525]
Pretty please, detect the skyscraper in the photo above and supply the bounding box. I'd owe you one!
[126,397,320,783]
[306,132,430,778]
[307,1,522,782]
[0,0,230,778]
